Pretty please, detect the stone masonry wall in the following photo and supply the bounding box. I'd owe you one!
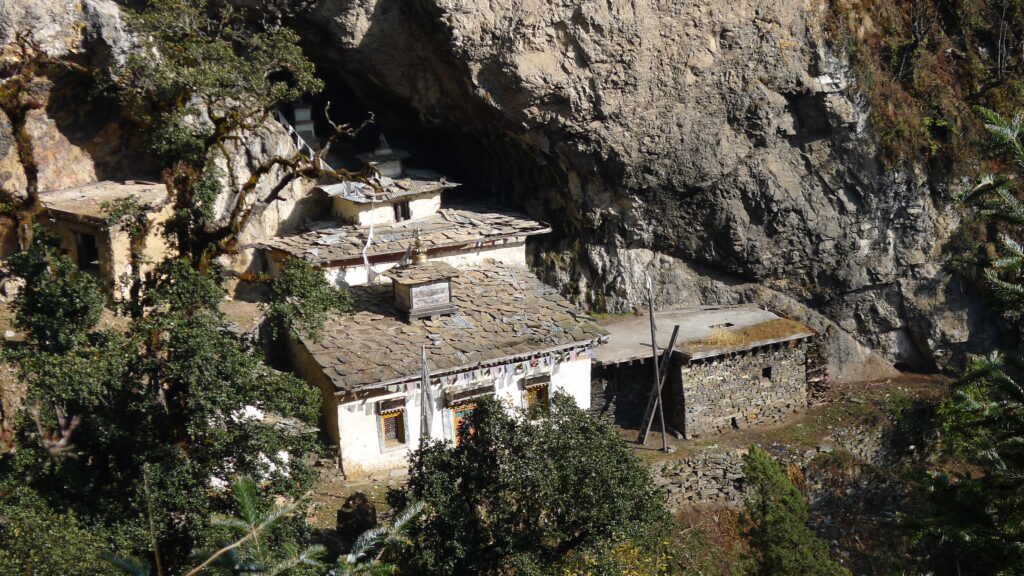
[675,342,807,438]
[590,360,654,429]
[651,450,747,509]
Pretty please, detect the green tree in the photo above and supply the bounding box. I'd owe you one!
[0,485,128,576]
[919,107,1024,574]
[103,477,324,576]
[961,108,1024,328]
[0,250,323,572]
[6,228,105,353]
[113,0,366,267]
[739,446,849,576]
[399,395,670,576]
[335,501,424,575]
[923,353,1024,575]
[267,256,352,341]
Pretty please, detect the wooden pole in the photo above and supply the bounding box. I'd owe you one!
[646,277,668,452]
[638,324,679,446]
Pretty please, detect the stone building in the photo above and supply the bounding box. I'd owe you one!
[594,306,814,439]
[289,258,607,478]
[39,180,173,297]
[256,141,550,287]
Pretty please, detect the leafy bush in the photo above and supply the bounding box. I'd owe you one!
[267,256,353,341]
[399,395,671,575]
[0,486,127,576]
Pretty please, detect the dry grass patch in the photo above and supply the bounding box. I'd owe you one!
[678,318,812,357]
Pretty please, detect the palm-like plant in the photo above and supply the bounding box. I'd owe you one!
[333,501,424,576]
[104,477,324,576]
[961,108,1024,321]
[924,106,1024,573]
[925,352,1024,573]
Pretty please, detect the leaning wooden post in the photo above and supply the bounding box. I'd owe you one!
[650,278,669,452]
[637,275,669,452]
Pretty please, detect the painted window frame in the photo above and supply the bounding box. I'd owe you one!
[521,374,552,412]
[393,201,411,222]
[449,403,477,446]
[376,398,408,453]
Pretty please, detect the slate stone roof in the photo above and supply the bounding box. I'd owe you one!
[593,306,815,366]
[297,263,607,394]
[258,208,551,266]
[319,176,457,204]
[41,181,167,224]
[382,261,461,284]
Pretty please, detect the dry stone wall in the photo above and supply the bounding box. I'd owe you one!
[652,450,747,508]
[674,342,807,438]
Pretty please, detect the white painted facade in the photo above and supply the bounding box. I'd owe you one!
[330,351,594,478]
[320,241,529,288]
[331,192,442,226]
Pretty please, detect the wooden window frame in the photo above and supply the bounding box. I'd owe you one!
[450,403,477,446]
[522,375,552,412]
[377,399,408,453]
[393,201,411,222]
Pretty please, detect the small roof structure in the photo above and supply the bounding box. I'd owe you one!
[318,176,458,205]
[382,261,461,284]
[258,208,551,266]
[593,305,814,366]
[40,181,166,225]
[296,263,608,395]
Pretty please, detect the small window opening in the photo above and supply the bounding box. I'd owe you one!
[393,201,411,222]
[75,232,100,273]
[762,366,773,380]
[380,410,406,448]
[524,383,550,412]
[730,417,739,429]
[452,404,476,446]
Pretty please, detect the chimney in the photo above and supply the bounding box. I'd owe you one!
[382,243,461,321]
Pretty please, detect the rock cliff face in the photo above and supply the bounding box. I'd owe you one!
[0,0,323,283]
[301,0,1000,379]
[0,0,1003,380]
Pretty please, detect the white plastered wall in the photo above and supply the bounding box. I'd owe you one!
[320,241,528,288]
[408,194,441,219]
[332,192,442,226]
[551,356,593,410]
[333,200,397,226]
[333,347,595,477]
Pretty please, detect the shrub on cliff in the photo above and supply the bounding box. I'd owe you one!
[739,445,849,576]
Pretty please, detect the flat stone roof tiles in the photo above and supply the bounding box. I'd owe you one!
[40,180,167,224]
[258,208,551,265]
[382,261,461,284]
[319,177,457,204]
[593,306,814,366]
[297,263,607,394]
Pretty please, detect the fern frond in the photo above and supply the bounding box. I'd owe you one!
[99,553,152,576]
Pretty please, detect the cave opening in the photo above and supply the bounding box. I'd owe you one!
[306,69,566,233]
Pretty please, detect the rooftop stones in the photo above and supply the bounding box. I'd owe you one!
[297,263,608,396]
[257,208,551,266]
[381,261,461,284]
[383,261,462,320]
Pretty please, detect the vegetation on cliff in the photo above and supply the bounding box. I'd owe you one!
[830,0,1024,167]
